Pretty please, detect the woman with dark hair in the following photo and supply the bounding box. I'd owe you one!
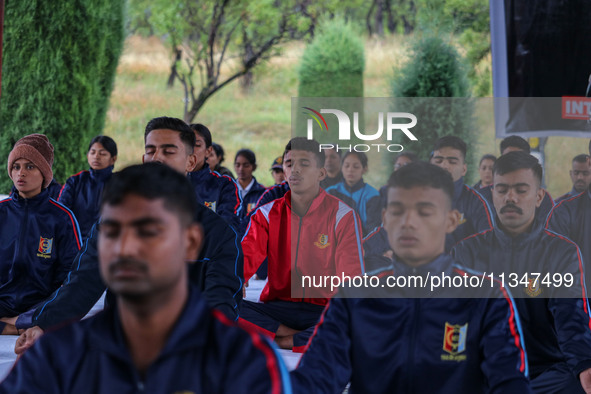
[234,148,266,220]
[326,151,381,236]
[208,142,234,179]
[59,135,117,240]
[473,154,496,190]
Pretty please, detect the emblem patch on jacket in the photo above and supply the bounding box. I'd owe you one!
[457,212,467,225]
[247,202,256,214]
[524,278,542,297]
[37,236,53,258]
[314,234,330,249]
[441,322,468,361]
[204,201,217,212]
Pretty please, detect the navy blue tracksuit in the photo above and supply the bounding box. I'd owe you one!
[452,223,591,393]
[1,287,290,393]
[291,254,531,393]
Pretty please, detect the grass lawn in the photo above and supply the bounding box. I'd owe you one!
[104,34,584,196]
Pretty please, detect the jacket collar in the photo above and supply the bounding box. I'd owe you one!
[188,162,212,182]
[89,165,114,181]
[453,177,465,202]
[88,286,211,361]
[493,218,544,246]
[10,187,49,208]
[284,188,328,217]
[391,253,455,277]
[343,179,366,193]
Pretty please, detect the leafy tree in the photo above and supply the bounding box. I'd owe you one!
[129,0,316,122]
[0,0,124,191]
[391,35,477,181]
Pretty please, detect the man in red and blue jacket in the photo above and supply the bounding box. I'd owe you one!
[240,137,365,352]
[292,162,531,393]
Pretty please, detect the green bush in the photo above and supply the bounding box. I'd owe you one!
[0,0,125,192]
[391,35,478,182]
[296,18,364,142]
[298,18,364,98]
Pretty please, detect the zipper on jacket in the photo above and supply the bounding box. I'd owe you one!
[16,199,29,264]
[293,216,304,301]
[407,298,420,393]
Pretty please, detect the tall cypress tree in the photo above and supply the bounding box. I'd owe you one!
[0,0,124,191]
[390,35,476,181]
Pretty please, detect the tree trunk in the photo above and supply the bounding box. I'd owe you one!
[375,0,384,37]
[241,38,255,93]
[384,0,397,34]
[402,0,415,35]
[366,0,376,36]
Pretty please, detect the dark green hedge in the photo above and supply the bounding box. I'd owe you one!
[0,0,124,191]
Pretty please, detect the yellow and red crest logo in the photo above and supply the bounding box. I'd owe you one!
[203,201,217,213]
[313,234,330,249]
[525,278,542,297]
[443,322,468,355]
[38,237,53,255]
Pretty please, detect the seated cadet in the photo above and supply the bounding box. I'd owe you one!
[546,140,591,299]
[326,151,382,236]
[240,137,365,352]
[270,156,286,185]
[0,134,81,334]
[187,123,241,230]
[452,151,591,393]
[319,146,342,189]
[291,162,531,394]
[1,163,289,393]
[379,151,419,210]
[58,135,118,240]
[478,136,554,223]
[429,135,494,251]
[208,142,235,179]
[473,154,496,190]
[234,148,266,219]
[13,117,243,353]
[555,154,591,203]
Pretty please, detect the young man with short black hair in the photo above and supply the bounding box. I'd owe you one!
[188,123,241,230]
[546,139,591,303]
[429,135,494,250]
[291,162,531,393]
[1,163,289,393]
[555,154,591,203]
[453,151,591,394]
[240,137,365,352]
[479,136,554,222]
[12,117,244,353]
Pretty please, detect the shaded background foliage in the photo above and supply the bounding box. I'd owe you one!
[0,0,124,190]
